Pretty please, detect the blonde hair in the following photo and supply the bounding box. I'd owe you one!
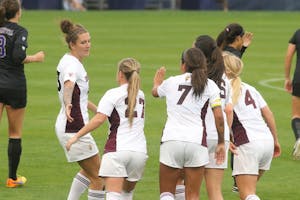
[223,52,244,105]
[118,58,141,126]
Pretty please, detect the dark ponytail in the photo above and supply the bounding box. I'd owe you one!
[182,48,207,98]
[194,35,225,88]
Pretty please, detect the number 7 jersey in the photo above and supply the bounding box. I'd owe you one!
[157,72,221,145]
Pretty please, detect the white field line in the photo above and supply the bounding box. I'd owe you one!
[258,78,285,91]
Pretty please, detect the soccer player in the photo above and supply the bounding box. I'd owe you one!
[152,47,225,200]
[216,23,253,58]
[194,35,232,200]
[55,19,104,200]
[284,29,300,160]
[216,22,253,193]
[223,52,281,200]
[66,58,148,200]
[0,0,45,188]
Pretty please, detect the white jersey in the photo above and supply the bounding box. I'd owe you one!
[157,72,221,145]
[55,54,90,133]
[205,74,231,141]
[231,82,273,146]
[97,84,147,154]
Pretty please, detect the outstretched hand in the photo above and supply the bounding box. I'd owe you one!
[153,66,166,86]
[242,32,254,47]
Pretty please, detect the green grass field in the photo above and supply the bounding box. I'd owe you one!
[0,10,299,199]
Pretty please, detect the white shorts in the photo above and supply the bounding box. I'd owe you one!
[99,151,148,182]
[56,131,99,162]
[205,140,229,169]
[232,140,274,176]
[160,141,209,168]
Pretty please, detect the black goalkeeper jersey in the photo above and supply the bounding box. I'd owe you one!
[0,21,28,89]
[289,29,300,83]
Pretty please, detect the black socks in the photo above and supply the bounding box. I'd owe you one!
[8,138,22,180]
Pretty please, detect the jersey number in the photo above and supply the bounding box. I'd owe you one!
[245,89,256,108]
[0,35,6,58]
[219,79,226,99]
[125,97,145,118]
[177,85,192,105]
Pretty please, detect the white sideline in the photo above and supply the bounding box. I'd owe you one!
[258,78,285,91]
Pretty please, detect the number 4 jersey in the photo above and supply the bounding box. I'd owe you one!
[231,82,273,146]
[0,22,28,89]
[97,84,147,154]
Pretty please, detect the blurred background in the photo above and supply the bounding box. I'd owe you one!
[21,0,300,11]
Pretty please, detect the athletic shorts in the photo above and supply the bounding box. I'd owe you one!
[292,82,300,97]
[205,140,229,169]
[160,140,209,168]
[0,87,26,108]
[99,151,148,181]
[232,140,274,176]
[56,132,99,162]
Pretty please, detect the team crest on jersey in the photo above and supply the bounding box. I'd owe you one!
[22,36,26,41]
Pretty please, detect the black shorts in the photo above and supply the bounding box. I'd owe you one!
[0,88,27,108]
[292,82,300,97]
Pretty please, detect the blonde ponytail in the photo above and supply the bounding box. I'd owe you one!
[118,58,141,127]
[223,52,243,105]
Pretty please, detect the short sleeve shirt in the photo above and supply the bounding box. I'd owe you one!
[97,84,147,154]
[231,82,273,146]
[157,73,221,145]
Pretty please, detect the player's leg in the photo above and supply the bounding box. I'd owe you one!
[78,154,105,200]
[184,166,205,200]
[67,170,91,200]
[205,168,224,200]
[160,163,181,200]
[121,151,147,200]
[6,105,25,187]
[121,180,137,200]
[235,174,258,200]
[105,177,124,200]
[175,170,185,200]
[291,86,300,159]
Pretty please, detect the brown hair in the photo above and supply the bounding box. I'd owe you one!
[194,35,225,88]
[182,47,207,98]
[60,19,88,49]
[0,0,20,26]
[118,58,141,127]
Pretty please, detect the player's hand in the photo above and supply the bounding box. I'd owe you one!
[66,136,78,151]
[215,143,225,165]
[65,103,74,123]
[242,32,253,47]
[284,79,292,93]
[229,141,238,155]
[273,142,281,158]
[154,66,166,86]
[34,51,45,62]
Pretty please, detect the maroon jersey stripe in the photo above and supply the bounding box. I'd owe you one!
[65,83,85,133]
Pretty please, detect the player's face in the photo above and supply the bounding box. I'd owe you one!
[71,32,91,60]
